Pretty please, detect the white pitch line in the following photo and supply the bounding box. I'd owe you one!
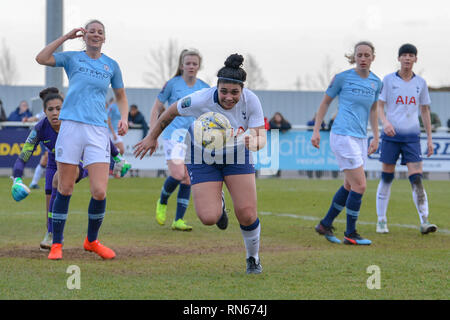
[259,211,450,235]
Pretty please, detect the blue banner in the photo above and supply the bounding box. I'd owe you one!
[254,130,339,171]
[0,128,42,168]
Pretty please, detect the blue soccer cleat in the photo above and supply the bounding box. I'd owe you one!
[315,222,341,244]
[343,231,372,245]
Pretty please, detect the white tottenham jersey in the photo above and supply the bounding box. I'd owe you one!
[379,72,431,142]
[177,86,265,133]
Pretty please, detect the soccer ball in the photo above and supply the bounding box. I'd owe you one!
[193,112,232,150]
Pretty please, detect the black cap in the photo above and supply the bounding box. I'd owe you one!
[398,44,417,57]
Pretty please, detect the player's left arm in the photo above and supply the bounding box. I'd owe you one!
[134,102,180,159]
[420,104,433,157]
[113,88,129,136]
[245,125,267,151]
[368,101,379,155]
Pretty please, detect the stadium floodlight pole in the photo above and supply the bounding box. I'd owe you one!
[45,0,63,88]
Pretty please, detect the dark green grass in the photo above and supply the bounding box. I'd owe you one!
[0,177,448,299]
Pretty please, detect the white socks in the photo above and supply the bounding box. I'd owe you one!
[412,187,429,224]
[31,164,45,186]
[376,179,392,222]
[241,223,260,261]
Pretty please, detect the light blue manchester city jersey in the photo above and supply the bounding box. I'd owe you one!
[53,51,124,128]
[326,69,382,138]
[158,76,209,142]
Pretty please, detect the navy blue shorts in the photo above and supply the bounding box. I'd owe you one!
[379,139,422,165]
[186,162,255,185]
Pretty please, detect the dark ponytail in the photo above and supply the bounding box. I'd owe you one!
[217,54,247,87]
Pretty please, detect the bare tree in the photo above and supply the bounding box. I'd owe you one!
[294,55,337,91]
[0,39,18,85]
[244,54,267,90]
[143,39,181,88]
[316,55,335,90]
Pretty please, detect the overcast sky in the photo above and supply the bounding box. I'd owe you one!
[2,0,450,90]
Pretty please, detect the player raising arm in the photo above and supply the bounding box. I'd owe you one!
[36,20,129,260]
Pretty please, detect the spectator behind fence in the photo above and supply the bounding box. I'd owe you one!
[0,99,7,121]
[269,112,291,133]
[307,112,326,131]
[447,118,450,133]
[7,100,33,122]
[419,111,441,132]
[326,111,338,131]
[128,104,149,138]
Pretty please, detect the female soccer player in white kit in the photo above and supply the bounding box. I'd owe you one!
[376,43,437,234]
[311,41,381,245]
[135,54,267,274]
[36,20,129,260]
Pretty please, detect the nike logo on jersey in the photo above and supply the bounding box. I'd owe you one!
[43,140,51,143]
[395,96,416,105]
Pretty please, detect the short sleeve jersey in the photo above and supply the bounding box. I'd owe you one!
[379,72,431,142]
[157,76,209,142]
[326,69,382,138]
[177,87,265,154]
[107,103,121,133]
[53,51,124,127]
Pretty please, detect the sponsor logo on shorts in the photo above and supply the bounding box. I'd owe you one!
[57,148,63,158]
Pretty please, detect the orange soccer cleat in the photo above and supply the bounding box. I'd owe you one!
[83,237,116,260]
[48,243,63,260]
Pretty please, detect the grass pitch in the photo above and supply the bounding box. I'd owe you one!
[0,176,448,300]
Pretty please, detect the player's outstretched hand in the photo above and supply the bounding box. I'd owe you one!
[133,136,157,159]
[11,177,30,202]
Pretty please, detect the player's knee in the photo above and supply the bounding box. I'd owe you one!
[235,207,257,225]
[58,179,74,195]
[91,188,107,201]
[352,182,366,194]
[198,214,218,226]
[171,170,185,181]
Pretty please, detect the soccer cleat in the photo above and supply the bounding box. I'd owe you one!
[40,232,53,250]
[83,237,116,259]
[48,243,63,260]
[156,199,167,225]
[343,231,372,245]
[246,257,263,274]
[171,219,193,231]
[420,219,437,235]
[112,154,132,178]
[29,184,40,189]
[315,222,341,244]
[216,191,228,230]
[376,220,389,233]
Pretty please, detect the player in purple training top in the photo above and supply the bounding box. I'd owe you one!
[11,87,129,250]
